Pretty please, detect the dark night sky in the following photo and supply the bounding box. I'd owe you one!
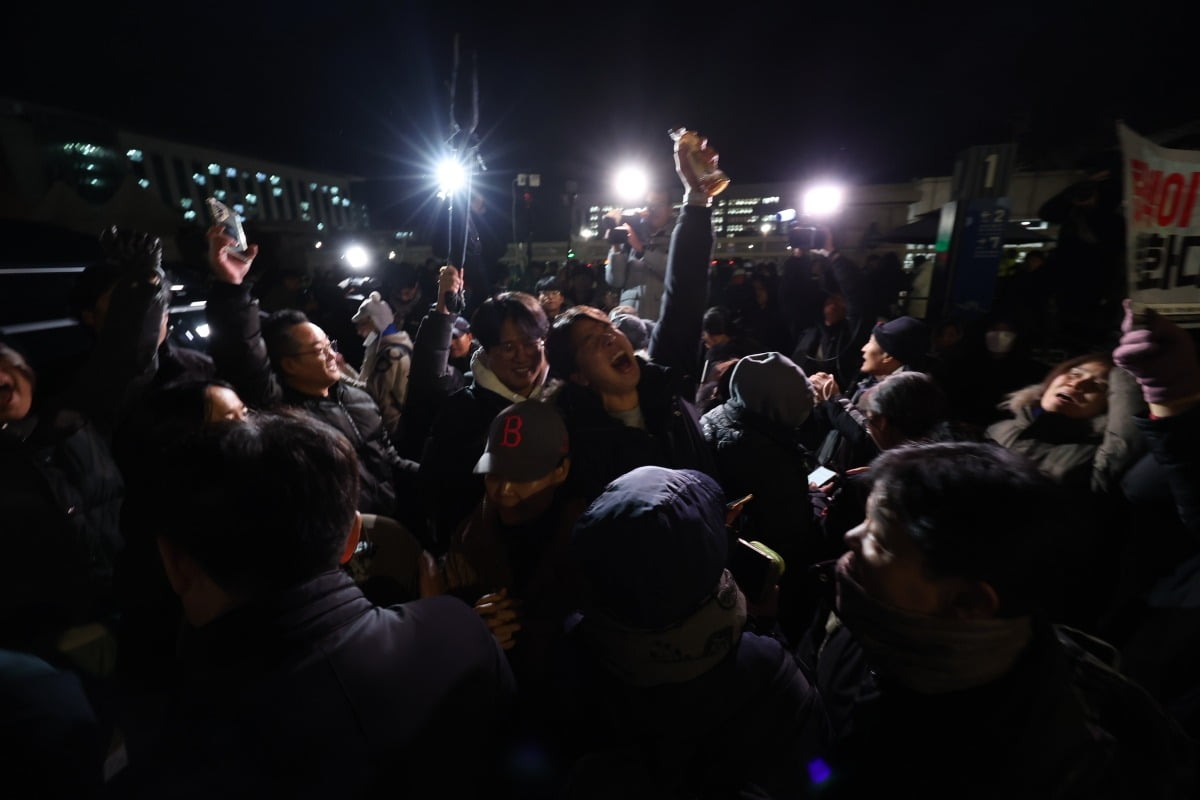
[3,1,1192,229]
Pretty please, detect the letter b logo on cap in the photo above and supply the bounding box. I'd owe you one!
[500,415,523,448]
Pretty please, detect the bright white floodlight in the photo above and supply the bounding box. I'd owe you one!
[344,245,370,270]
[802,185,845,218]
[436,158,466,196]
[613,166,648,203]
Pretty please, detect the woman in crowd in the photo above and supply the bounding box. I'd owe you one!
[986,353,1144,494]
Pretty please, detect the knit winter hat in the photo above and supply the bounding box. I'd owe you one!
[571,467,729,629]
[611,313,651,352]
[728,351,813,427]
[352,291,394,333]
[872,316,930,368]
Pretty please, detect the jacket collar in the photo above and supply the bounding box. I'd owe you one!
[177,570,370,674]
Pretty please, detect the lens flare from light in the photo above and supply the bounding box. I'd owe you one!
[436,159,466,195]
[344,245,370,269]
[802,185,845,218]
[613,166,648,203]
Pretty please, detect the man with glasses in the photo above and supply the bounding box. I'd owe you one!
[201,227,419,529]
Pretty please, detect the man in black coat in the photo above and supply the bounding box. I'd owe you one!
[795,440,1198,798]
[203,227,419,529]
[115,411,515,797]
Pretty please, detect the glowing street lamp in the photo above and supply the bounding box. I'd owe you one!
[436,157,466,198]
[613,166,648,204]
[802,184,845,219]
[343,245,370,270]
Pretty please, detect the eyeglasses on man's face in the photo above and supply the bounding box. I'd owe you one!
[294,338,338,358]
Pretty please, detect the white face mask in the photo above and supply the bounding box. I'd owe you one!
[985,330,1017,355]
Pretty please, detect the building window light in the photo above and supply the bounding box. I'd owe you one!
[272,187,283,197]
[321,185,330,194]
[269,175,281,185]
[316,222,325,231]
[138,178,150,189]
[88,178,101,186]
[63,143,102,156]
[225,167,238,178]
[126,149,144,162]
[183,209,197,221]
[255,172,267,183]
[309,183,318,192]
[233,204,245,215]
[341,197,351,207]
[208,163,221,176]
[193,173,207,186]
[214,189,226,200]
[330,186,339,195]
[180,198,193,209]
[245,193,258,204]
[300,201,311,211]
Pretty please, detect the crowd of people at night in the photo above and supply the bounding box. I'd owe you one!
[2,132,1200,798]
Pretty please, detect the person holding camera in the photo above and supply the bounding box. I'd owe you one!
[603,188,675,322]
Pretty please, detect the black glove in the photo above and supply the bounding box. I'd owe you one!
[99,226,164,281]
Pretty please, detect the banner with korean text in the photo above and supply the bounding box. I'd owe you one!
[1119,122,1200,326]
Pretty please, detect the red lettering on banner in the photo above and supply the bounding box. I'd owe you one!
[1158,173,1185,227]
[500,415,523,447]
[1130,159,1156,224]
[1181,171,1200,228]
[1129,159,1200,228]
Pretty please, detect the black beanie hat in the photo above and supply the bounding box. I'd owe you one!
[872,316,929,367]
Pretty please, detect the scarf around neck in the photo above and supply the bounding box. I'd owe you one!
[834,558,1032,695]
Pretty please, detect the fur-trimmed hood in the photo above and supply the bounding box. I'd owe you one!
[1001,383,1110,437]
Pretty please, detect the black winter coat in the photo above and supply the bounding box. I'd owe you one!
[118,571,516,798]
[795,564,1200,799]
[700,403,818,561]
[557,360,716,504]
[0,411,123,650]
[205,282,418,519]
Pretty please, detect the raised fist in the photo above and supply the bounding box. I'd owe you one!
[1113,299,1200,407]
[100,226,163,280]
